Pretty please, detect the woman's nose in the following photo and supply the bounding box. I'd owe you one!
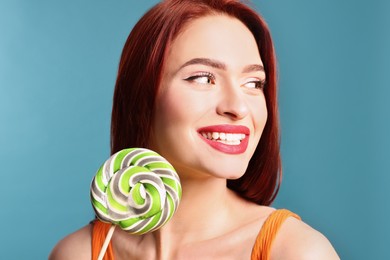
[216,85,249,120]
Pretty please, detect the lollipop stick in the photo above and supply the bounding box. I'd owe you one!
[97,225,116,260]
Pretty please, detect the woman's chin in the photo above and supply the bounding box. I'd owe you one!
[205,165,248,180]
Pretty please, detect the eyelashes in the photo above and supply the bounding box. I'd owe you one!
[184,72,266,90]
[184,72,216,85]
[244,79,266,90]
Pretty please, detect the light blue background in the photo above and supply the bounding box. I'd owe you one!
[1,0,389,259]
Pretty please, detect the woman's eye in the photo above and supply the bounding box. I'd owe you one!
[184,73,216,85]
[244,79,266,90]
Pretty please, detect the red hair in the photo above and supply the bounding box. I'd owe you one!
[111,0,281,206]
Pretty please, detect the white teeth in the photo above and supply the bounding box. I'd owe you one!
[200,132,246,144]
[218,139,240,145]
[226,133,233,141]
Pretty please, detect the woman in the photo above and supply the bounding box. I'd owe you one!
[50,0,339,259]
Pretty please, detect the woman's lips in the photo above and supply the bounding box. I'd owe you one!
[197,125,250,154]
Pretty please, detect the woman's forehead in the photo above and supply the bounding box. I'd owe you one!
[166,15,263,71]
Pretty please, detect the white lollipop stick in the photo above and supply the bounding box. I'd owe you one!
[97,225,116,260]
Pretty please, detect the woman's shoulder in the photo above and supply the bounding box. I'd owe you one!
[49,224,92,260]
[269,210,340,259]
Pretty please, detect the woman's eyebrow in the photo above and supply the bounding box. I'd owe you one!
[177,57,264,74]
[179,58,226,70]
[242,64,265,73]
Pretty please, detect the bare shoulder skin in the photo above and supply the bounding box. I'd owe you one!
[272,217,340,259]
[48,207,339,259]
[49,225,92,260]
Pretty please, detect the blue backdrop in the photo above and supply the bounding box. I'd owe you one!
[1,0,389,259]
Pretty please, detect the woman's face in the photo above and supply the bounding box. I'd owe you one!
[150,15,267,180]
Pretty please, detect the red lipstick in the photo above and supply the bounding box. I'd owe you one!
[197,125,250,154]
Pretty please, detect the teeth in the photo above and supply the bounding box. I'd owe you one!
[200,132,246,144]
[226,133,233,141]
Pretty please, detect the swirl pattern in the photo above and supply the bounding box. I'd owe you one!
[90,148,182,235]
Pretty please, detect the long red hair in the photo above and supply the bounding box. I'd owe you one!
[111,0,281,206]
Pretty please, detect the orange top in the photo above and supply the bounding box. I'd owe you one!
[91,220,114,260]
[91,209,300,260]
[251,209,300,259]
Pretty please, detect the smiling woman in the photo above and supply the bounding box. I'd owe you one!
[151,15,268,181]
[50,0,339,259]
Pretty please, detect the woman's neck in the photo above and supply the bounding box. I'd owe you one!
[111,174,267,260]
[152,175,239,251]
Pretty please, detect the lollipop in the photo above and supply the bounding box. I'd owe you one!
[90,148,182,259]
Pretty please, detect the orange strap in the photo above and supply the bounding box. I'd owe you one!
[251,209,301,260]
[91,220,115,260]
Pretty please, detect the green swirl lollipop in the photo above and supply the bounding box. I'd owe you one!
[90,148,182,235]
